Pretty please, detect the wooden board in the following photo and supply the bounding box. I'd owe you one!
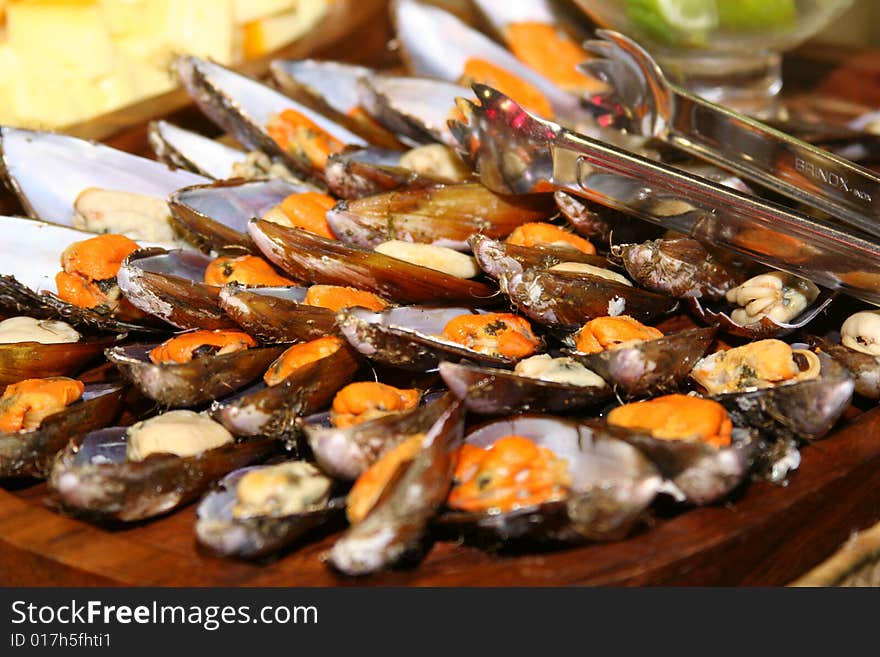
[3,6,880,586]
[2,405,880,586]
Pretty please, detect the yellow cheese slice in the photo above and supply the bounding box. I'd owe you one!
[241,1,329,60]
[7,0,116,81]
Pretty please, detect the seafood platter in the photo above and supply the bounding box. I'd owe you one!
[2,0,880,586]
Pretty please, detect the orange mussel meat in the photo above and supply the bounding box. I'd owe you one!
[204,255,295,287]
[330,381,421,428]
[573,316,664,354]
[263,336,344,387]
[304,285,388,312]
[55,234,140,310]
[266,109,346,171]
[460,58,553,119]
[440,313,540,359]
[265,191,338,240]
[447,436,572,513]
[0,377,85,433]
[505,222,596,255]
[506,22,603,93]
[346,433,424,524]
[606,394,733,449]
[149,330,257,365]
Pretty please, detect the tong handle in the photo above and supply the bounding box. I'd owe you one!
[551,129,880,305]
[663,85,880,236]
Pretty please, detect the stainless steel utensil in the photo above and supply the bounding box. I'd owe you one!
[580,30,880,238]
[450,83,880,305]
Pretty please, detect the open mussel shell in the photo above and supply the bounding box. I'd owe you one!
[219,285,337,343]
[438,360,612,414]
[603,423,754,506]
[687,290,836,339]
[105,342,285,408]
[306,391,454,482]
[356,74,469,148]
[470,233,612,274]
[565,327,717,399]
[471,236,674,328]
[327,394,464,576]
[434,415,665,545]
[0,334,122,387]
[211,344,359,441]
[147,121,246,180]
[117,248,239,330]
[0,127,207,227]
[48,426,277,522]
[337,306,513,372]
[248,220,497,306]
[269,60,404,150]
[325,147,443,200]
[169,178,316,255]
[196,465,346,560]
[175,55,366,184]
[809,336,880,399]
[271,59,371,118]
[612,238,742,302]
[393,0,582,123]
[0,382,126,479]
[710,351,854,442]
[327,183,554,250]
[0,216,164,333]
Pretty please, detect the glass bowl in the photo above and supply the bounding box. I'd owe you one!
[575,0,854,115]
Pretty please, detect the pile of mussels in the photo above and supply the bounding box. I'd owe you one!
[0,0,875,576]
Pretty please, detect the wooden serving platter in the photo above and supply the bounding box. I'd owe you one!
[1,404,879,586]
[2,5,880,586]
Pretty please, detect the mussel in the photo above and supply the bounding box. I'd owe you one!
[212,339,359,441]
[471,235,675,328]
[248,220,497,306]
[439,358,611,414]
[326,183,554,250]
[435,415,665,545]
[356,74,470,148]
[0,381,125,479]
[116,248,239,330]
[0,216,163,333]
[168,178,318,255]
[147,120,249,180]
[324,147,449,200]
[566,326,717,398]
[105,338,285,408]
[0,318,121,387]
[49,416,277,522]
[219,285,339,343]
[269,59,404,150]
[306,391,452,482]
[175,55,366,185]
[0,127,206,246]
[327,394,464,576]
[337,306,532,372]
[196,463,346,559]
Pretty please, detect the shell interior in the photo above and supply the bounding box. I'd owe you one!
[148,121,245,180]
[171,178,315,235]
[357,75,470,147]
[176,56,367,150]
[338,305,514,370]
[0,127,207,226]
[270,59,372,115]
[394,0,577,118]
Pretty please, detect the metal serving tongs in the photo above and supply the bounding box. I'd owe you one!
[580,30,880,238]
[450,84,880,305]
